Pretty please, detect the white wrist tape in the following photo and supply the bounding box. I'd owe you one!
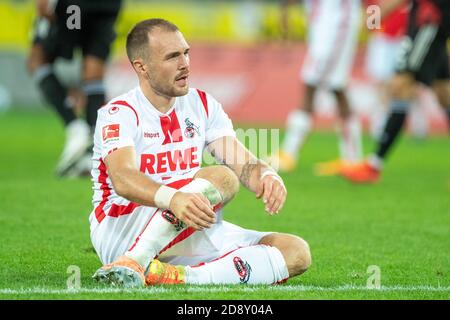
[260,169,280,180]
[154,185,179,209]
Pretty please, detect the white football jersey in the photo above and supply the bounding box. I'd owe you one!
[301,0,361,89]
[89,87,235,225]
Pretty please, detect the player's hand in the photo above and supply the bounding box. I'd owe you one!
[169,192,216,230]
[255,172,287,215]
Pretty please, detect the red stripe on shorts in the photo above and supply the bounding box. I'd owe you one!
[127,208,161,252]
[94,159,111,223]
[127,177,195,253]
[108,202,140,218]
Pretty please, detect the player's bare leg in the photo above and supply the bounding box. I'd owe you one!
[258,233,311,277]
[432,80,450,133]
[93,165,240,287]
[125,165,239,266]
[269,84,315,172]
[192,165,240,205]
[66,56,108,177]
[82,55,107,131]
[27,43,48,76]
[315,89,362,176]
[341,73,417,183]
[27,43,79,127]
[147,233,311,285]
[370,80,390,139]
[27,43,91,177]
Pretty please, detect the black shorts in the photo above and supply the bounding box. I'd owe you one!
[395,4,449,86]
[32,9,119,62]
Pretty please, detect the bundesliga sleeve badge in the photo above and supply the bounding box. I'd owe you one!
[102,124,120,142]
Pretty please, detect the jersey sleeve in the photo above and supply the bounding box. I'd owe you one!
[96,104,139,159]
[204,93,236,144]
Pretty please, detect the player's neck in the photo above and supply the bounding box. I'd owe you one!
[139,83,175,114]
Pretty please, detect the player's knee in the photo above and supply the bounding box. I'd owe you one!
[26,54,41,75]
[432,81,450,107]
[217,165,240,195]
[333,89,351,118]
[82,55,106,81]
[389,73,416,100]
[27,45,47,75]
[287,236,311,276]
[195,165,240,196]
[260,233,311,277]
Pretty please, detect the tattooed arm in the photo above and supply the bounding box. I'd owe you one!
[207,136,287,215]
[239,160,260,190]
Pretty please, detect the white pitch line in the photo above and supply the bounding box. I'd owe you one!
[0,285,449,295]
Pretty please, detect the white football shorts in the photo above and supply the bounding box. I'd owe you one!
[301,0,361,90]
[366,33,404,82]
[90,206,272,266]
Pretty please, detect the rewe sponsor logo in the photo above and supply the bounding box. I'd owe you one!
[140,146,199,175]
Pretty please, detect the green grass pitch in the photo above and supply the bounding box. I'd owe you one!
[0,109,449,300]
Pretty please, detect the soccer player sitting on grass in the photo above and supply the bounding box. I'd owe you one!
[90,18,311,287]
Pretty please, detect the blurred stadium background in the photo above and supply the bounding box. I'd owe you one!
[0,0,447,132]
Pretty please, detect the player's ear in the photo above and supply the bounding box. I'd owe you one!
[132,59,147,76]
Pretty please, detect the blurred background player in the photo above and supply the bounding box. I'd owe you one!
[27,0,122,177]
[342,0,450,183]
[269,0,363,175]
[366,0,409,138]
[366,0,429,140]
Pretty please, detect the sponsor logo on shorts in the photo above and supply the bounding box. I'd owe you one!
[162,210,185,231]
[233,256,252,283]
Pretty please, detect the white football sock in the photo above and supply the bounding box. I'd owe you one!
[281,110,312,159]
[369,108,387,140]
[338,116,362,163]
[368,154,383,170]
[125,178,223,269]
[185,245,289,285]
[409,100,428,139]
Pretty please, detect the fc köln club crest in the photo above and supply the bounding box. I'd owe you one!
[184,118,200,138]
